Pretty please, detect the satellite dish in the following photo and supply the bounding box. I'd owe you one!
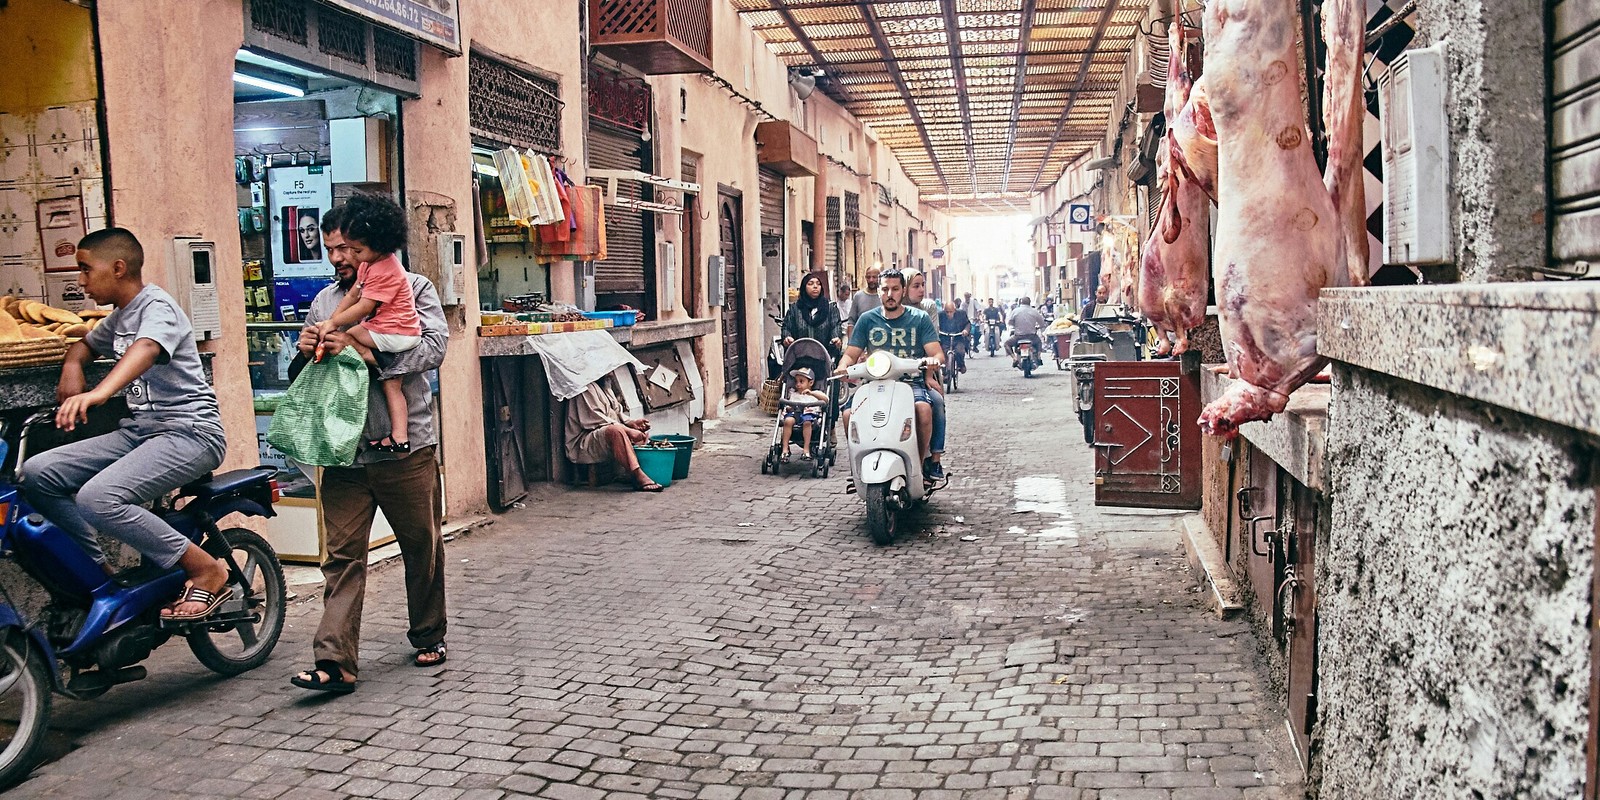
[789,72,817,100]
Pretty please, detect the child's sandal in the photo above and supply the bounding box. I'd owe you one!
[368,436,411,454]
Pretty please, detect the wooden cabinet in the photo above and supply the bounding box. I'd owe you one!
[755,121,819,178]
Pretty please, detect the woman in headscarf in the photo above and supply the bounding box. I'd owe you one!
[782,270,843,360]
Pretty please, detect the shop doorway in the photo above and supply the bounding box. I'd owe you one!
[719,189,746,397]
[231,47,410,563]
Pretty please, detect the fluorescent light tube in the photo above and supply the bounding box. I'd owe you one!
[233,72,304,97]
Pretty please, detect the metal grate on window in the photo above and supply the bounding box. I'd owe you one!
[843,191,861,231]
[318,5,368,65]
[588,65,651,133]
[250,0,308,45]
[373,28,418,81]
[470,53,562,155]
[826,197,842,232]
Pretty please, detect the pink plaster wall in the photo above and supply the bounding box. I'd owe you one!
[96,0,258,472]
[400,46,487,517]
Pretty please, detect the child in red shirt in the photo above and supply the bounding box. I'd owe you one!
[317,193,423,453]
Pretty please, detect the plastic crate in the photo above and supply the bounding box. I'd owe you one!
[583,310,642,327]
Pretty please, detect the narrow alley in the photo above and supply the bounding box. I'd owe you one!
[17,357,1299,799]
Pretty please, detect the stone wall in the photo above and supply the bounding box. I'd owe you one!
[1412,0,1546,283]
[1314,365,1594,799]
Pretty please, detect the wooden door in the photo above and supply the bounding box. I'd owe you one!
[1285,479,1321,770]
[1091,354,1203,509]
[719,191,747,396]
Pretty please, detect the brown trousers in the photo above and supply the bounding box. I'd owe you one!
[313,446,447,679]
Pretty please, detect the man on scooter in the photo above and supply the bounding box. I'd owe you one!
[19,228,231,622]
[834,270,945,477]
[1006,296,1048,369]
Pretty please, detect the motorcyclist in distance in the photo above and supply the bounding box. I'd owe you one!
[1006,296,1047,369]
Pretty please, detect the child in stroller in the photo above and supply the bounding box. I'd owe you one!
[760,338,839,478]
[779,368,827,461]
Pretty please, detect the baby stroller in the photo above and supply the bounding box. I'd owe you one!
[759,338,840,478]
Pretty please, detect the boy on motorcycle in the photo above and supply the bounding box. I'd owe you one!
[19,228,231,621]
[834,270,945,476]
[1006,296,1048,368]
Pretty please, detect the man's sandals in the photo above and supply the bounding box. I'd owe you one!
[415,642,447,667]
[291,660,356,694]
[161,585,233,622]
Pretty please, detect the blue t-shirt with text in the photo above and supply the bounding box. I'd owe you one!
[848,306,938,360]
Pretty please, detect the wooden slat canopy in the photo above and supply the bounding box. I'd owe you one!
[735,0,1149,214]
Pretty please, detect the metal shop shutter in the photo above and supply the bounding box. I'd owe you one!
[589,125,648,293]
[1552,0,1600,271]
[759,168,785,262]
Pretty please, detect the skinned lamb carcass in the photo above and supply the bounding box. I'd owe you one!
[1322,0,1371,286]
[1198,0,1354,436]
[1139,20,1213,354]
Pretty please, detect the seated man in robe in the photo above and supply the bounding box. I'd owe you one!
[565,374,664,492]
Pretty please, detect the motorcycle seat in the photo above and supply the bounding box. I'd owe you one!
[181,466,275,501]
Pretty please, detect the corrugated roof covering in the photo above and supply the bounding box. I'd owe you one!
[737,0,1147,213]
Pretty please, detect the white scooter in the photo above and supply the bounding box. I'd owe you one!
[839,351,943,545]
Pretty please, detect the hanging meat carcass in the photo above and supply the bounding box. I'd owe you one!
[1198,0,1361,436]
[1322,0,1371,286]
[1139,20,1213,354]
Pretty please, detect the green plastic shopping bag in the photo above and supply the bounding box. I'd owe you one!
[266,348,371,467]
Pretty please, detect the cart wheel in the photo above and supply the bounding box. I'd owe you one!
[810,459,821,478]
[760,458,769,475]
[820,462,830,480]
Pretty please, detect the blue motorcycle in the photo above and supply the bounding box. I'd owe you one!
[0,410,286,787]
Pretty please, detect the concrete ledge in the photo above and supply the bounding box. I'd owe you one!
[1201,371,1328,491]
[1319,283,1600,436]
[1180,514,1245,619]
[627,318,715,347]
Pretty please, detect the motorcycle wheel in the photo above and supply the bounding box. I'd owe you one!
[188,529,286,676]
[1022,357,1034,378]
[0,635,50,789]
[865,484,897,546]
[1080,409,1095,444]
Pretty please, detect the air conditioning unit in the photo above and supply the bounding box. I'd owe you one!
[1380,43,1451,265]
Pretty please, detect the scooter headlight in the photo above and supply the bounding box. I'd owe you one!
[865,351,893,379]
[900,419,914,442]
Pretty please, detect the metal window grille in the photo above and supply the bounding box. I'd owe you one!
[373,28,418,81]
[826,196,842,233]
[250,0,308,45]
[470,53,562,155]
[242,0,421,97]
[876,183,892,206]
[317,5,368,65]
[843,191,861,231]
[588,65,651,133]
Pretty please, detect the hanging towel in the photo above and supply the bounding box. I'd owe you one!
[492,147,538,224]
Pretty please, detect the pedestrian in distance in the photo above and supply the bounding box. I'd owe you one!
[288,205,450,695]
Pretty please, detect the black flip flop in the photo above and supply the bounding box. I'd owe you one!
[291,660,356,694]
[636,481,665,493]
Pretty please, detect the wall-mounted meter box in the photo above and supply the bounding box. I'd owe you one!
[659,241,678,312]
[433,232,467,307]
[1380,43,1451,265]
[707,255,726,306]
[168,237,221,341]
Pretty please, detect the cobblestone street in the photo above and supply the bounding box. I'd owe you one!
[13,355,1302,799]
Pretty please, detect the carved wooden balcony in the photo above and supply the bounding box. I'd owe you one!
[590,0,713,75]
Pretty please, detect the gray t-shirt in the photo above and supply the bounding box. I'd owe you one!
[848,290,882,325]
[84,284,223,436]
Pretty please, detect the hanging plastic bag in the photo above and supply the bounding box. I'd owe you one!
[266,348,371,467]
[492,147,539,224]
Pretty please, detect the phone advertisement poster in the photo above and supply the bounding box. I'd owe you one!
[268,166,333,279]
